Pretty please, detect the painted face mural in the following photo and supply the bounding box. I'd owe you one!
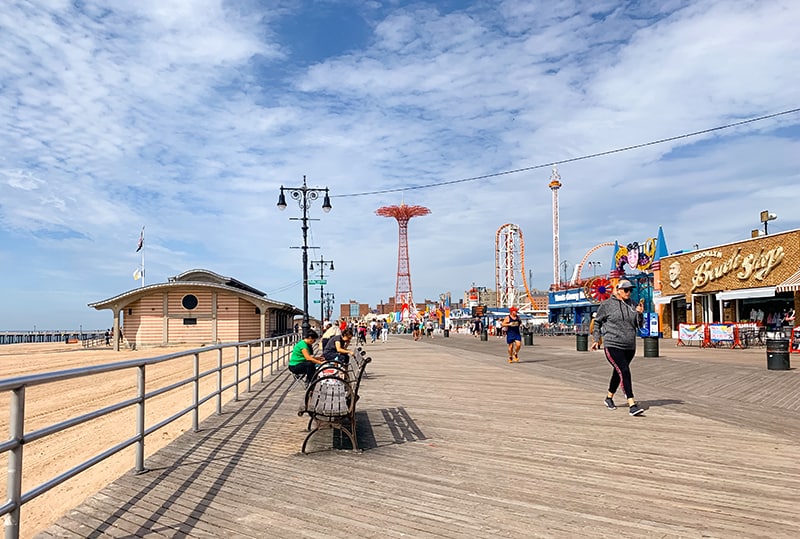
[615,241,654,273]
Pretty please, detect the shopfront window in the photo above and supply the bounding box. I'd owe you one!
[741,295,794,328]
[673,298,687,326]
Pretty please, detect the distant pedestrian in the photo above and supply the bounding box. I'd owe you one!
[502,307,522,363]
[591,279,645,416]
[381,320,389,342]
[370,320,378,343]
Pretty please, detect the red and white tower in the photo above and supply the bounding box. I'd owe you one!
[376,202,431,319]
[549,166,562,287]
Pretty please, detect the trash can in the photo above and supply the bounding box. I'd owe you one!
[766,339,790,370]
[576,334,589,352]
[480,329,488,341]
[443,329,450,338]
[523,331,533,346]
[643,336,659,358]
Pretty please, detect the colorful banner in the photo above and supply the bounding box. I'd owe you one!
[708,323,735,343]
[678,324,704,342]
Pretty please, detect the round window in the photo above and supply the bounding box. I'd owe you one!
[182,294,198,310]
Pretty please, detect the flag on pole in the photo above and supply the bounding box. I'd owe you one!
[136,227,144,252]
[133,268,143,280]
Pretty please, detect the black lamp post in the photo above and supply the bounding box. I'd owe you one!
[323,292,336,321]
[309,256,334,323]
[277,175,332,337]
[760,210,777,236]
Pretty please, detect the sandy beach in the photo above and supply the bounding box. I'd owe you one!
[0,340,276,539]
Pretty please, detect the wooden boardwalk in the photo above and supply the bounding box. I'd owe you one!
[40,335,800,538]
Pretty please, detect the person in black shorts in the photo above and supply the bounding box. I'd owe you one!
[502,306,522,363]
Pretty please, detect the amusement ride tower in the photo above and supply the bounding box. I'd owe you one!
[376,202,431,318]
[549,166,562,287]
[495,223,535,309]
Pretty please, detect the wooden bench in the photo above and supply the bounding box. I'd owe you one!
[297,346,371,453]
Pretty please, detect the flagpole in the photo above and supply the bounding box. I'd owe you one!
[141,226,145,288]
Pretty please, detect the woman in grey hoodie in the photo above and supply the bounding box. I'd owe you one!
[591,279,645,416]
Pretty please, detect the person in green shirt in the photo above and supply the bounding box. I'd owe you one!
[289,330,324,385]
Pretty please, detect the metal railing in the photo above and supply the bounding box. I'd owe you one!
[0,333,298,539]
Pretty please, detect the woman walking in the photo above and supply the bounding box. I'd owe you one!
[591,279,645,416]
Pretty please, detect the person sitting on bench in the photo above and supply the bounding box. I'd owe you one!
[323,328,355,364]
[289,330,325,385]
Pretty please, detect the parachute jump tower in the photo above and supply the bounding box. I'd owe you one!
[549,166,562,287]
[376,202,431,317]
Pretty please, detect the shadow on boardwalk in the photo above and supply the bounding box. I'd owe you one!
[41,336,800,538]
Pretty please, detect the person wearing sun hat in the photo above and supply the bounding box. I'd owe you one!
[591,279,646,416]
[501,306,523,363]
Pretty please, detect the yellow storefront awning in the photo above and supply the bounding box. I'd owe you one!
[776,268,800,293]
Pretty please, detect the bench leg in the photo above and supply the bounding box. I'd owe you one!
[301,420,359,453]
[301,426,321,454]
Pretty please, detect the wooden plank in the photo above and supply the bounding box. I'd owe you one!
[38,336,800,538]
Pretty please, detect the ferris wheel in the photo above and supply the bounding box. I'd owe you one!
[495,223,534,309]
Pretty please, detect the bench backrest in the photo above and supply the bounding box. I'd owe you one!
[304,374,353,419]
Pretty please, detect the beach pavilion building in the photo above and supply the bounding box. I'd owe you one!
[89,269,301,350]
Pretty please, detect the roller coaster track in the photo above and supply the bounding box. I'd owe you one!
[571,242,615,284]
[495,224,535,309]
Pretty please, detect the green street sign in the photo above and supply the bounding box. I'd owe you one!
[313,300,321,303]
[308,279,327,285]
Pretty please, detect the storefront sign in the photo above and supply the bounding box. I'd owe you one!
[551,289,586,303]
[690,246,784,291]
[660,229,800,295]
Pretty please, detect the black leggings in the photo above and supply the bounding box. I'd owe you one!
[604,346,636,399]
[288,362,317,384]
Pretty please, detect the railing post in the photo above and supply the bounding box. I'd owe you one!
[216,348,223,415]
[192,353,199,432]
[135,365,146,473]
[246,343,252,393]
[6,386,25,539]
[234,346,240,402]
[270,338,275,375]
[260,340,265,383]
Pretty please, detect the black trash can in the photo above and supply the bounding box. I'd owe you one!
[444,329,450,338]
[643,336,659,358]
[524,331,533,346]
[766,338,790,370]
[480,329,488,341]
[576,334,589,352]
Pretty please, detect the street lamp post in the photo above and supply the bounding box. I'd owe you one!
[309,256,334,323]
[587,261,601,276]
[323,292,336,321]
[277,175,332,337]
[760,210,777,236]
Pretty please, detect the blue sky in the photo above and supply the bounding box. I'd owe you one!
[1,0,799,330]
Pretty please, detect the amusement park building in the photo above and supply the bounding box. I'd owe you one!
[89,269,301,350]
[656,228,800,339]
[549,227,670,331]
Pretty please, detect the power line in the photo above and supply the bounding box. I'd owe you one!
[265,279,303,295]
[335,107,800,198]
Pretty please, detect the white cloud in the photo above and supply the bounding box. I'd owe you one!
[0,0,798,328]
